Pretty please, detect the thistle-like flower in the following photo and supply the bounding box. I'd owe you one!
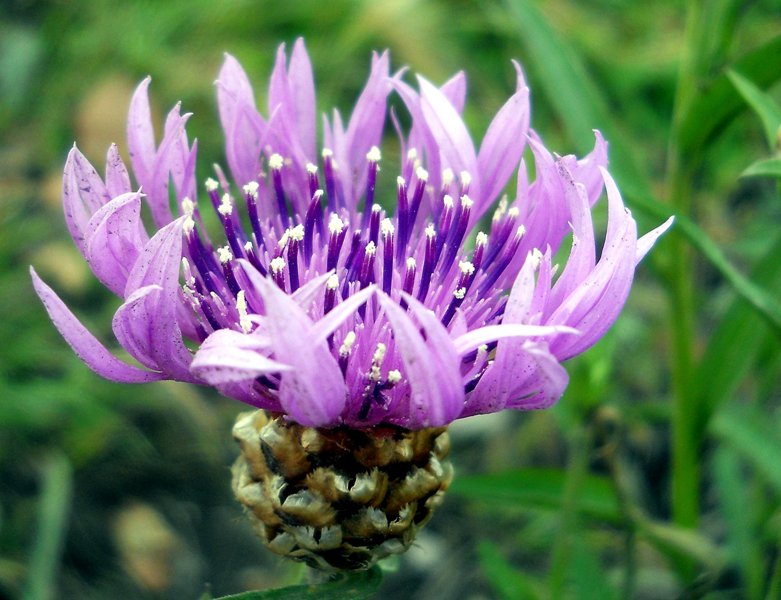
[32,39,672,570]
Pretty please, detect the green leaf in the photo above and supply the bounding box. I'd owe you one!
[450,468,621,523]
[677,34,781,157]
[211,567,383,600]
[635,518,727,575]
[629,195,781,337]
[710,404,781,496]
[503,0,652,199]
[712,448,765,600]
[478,541,546,600]
[728,69,781,150]
[569,536,618,600]
[742,157,781,179]
[22,453,73,600]
[691,232,781,435]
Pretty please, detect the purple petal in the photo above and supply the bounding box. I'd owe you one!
[127,77,155,187]
[254,275,346,427]
[118,217,194,380]
[105,144,132,197]
[191,328,290,385]
[378,293,463,427]
[30,267,164,383]
[417,75,479,198]
[312,285,377,343]
[62,146,110,255]
[289,38,316,160]
[85,192,148,296]
[439,71,467,114]
[475,61,529,218]
[636,216,674,264]
[454,323,578,355]
[505,341,568,410]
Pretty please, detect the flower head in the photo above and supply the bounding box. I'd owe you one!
[32,39,672,430]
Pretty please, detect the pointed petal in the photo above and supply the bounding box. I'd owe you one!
[85,192,148,296]
[105,144,132,197]
[440,71,466,114]
[379,293,463,427]
[191,328,290,384]
[475,61,529,217]
[417,75,479,198]
[636,216,674,264]
[62,146,110,254]
[127,76,155,186]
[254,276,346,426]
[289,38,316,160]
[506,341,569,410]
[119,217,194,380]
[454,323,578,355]
[30,268,164,383]
[312,285,377,343]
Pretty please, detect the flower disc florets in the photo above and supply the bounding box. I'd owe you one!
[32,38,672,431]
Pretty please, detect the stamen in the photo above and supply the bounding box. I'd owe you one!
[324,274,339,314]
[243,181,265,250]
[306,162,320,199]
[417,225,437,301]
[460,170,472,195]
[368,204,382,246]
[326,213,347,272]
[269,153,289,228]
[338,329,356,375]
[381,218,395,295]
[407,166,428,235]
[402,257,416,296]
[359,241,376,288]
[395,176,409,261]
[236,290,252,334]
[270,256,286,290]
[303,189,324,263]
[387,369,402,384]
[440,194,473,270]
[322,148,338,211]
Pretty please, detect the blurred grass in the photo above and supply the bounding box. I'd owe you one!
[2,0,781,598]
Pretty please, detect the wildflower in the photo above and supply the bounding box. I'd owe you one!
[31,39,672,570]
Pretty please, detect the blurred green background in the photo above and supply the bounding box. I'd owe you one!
[2,0,781,598]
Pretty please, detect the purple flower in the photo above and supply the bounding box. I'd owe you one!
[32,39,672,430]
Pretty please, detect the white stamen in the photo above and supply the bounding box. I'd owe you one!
[244,241,253,252]
[459,261,475,276]
[328,213,345,235]
[441,168,454,186]
[460,171,472,187]
[289,224,305,242]
[270,257,286,273]
[453,287,466,300]
[387,369,402,384]
[372,203,382,214]
[493,197,508,221]
[183,216,195,234]
[551,263,560,277]
[380,218,395,237]
[516,224,526,238]
[397,176,406,187]
[476,344,488,362]
[425,224,436,239]
[407,148,418,161]
[243,181,259,199]
[306,162,318,174]
[366,146,381,162]
[205,178,219,192]
[217,246,233,264]
[181,197,195,218]
[218,193,233,216]
[364,241,376,257]
[339,331,356,357]
[313,189,324,201]
[237,290,252,334]
[269,153,284,170]
[460,195,474,209]
[476,231,488,246]
[372,343,387,364]
[508,207,520,219]
[415,166,429,182]
[277,229,290,248]
[181,258,195,286]
[406,257,416,269]
[443,195,455,209]
[326,274,339,290]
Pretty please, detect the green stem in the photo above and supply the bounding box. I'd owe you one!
[548,426,591,598]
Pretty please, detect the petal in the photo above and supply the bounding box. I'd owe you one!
[85,192,148,296]
[191,328,290,385]
[635,216,674,264]
[289,38,316,160]
[30,267,164,383]
[119,217,194,380]
[439,71,467,114]
[453,323,578,355]
[311,285,377,343]
[105,144,132,197]
[417,75,479,199]
[254,275,346,427]
[505,341,569,410]
[62,146,110,255]
[475,61,529,218]
[127,77,156,187]
[378,293,463,427]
